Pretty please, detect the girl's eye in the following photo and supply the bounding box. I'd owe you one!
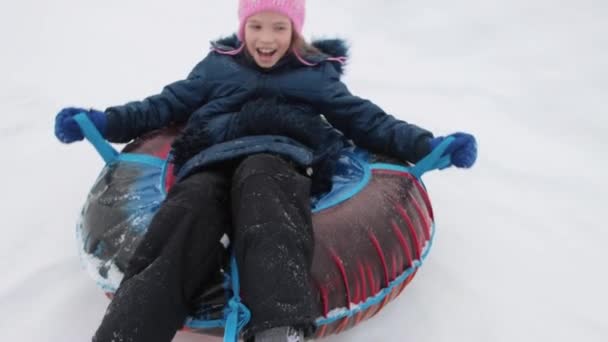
[249,25,261,31]
[275,26,286,31]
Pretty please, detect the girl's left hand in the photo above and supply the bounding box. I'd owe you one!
[430,132,477,168]
[55,107,107,143]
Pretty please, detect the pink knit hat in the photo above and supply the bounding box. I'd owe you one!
[237,0,306,41]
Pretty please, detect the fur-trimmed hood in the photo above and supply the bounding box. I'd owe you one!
[211,34,349,74]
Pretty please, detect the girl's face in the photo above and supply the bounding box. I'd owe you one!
[244,11,293,69]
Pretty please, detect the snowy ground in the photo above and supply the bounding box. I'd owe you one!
[1,0,607,341]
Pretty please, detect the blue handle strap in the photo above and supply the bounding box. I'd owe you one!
[409,136,455,179]
[73,112,118,165]
[224,255,251,342]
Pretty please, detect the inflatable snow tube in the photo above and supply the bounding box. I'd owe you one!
[74,113,452,340]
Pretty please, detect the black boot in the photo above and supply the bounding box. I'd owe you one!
[253,326,305,342]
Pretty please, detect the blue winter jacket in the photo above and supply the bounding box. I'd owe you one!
[104,35,433,182]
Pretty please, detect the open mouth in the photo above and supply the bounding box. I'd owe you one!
[256,48,277,58]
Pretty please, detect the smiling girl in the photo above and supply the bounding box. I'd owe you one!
[54,1,477,341]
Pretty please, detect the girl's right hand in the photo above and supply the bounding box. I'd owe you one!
[430,132,478,168]
[54,107,107,143]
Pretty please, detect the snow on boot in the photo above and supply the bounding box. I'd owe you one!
[254,326,305,342]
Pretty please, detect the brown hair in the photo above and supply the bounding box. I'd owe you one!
[291,32,321,58]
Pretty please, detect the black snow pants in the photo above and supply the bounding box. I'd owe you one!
[92,154,319,342]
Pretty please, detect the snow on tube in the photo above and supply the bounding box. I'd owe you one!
[73,113,453,340]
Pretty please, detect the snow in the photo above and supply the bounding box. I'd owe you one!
[1,0,607,341]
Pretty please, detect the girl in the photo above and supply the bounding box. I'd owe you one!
[55,0,477,341]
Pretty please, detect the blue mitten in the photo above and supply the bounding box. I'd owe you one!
[430,132,477,168]
[55,107,107,143]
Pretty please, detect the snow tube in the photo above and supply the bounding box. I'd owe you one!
[73,113,452,340]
